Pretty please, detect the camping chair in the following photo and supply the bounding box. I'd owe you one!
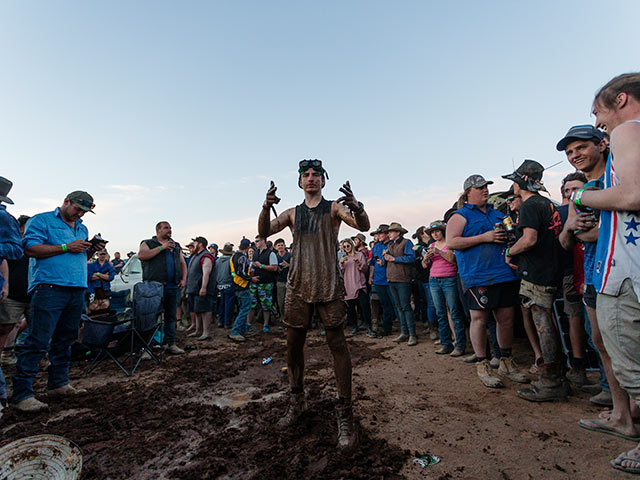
[81,311,133,376]
[552,298,600,371]
[125,280,165,375]
[109,289,129,314]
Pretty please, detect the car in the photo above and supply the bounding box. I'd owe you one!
[111,254,143,297]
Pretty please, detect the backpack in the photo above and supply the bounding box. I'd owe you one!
[229,255,249,289]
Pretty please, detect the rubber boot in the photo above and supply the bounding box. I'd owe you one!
[336,402,358,449]
[517,363,568,402]
[277,392,307,428]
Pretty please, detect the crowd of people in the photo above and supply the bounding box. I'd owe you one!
[0,72,639,473]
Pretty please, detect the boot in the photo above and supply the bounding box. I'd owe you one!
[476,359,504,388]
[566,366,589,387]
[336,403,358,449]
[393,333,408,343]
[517,363,568,402]
[497,357,529,383]
[277,392,307,428]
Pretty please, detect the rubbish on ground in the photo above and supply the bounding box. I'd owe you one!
[281,366,288,373]
[0,434,83,479]
[413,454,441,468]
[262,357,272,365]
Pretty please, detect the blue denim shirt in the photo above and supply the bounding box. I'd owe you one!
[0,205,23,292]
[453,203,517,289]
[23,208,90,293]
[87,260,116,293]
[369,241,389,286]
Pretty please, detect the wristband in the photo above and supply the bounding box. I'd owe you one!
[157,246,163,251]
[573,188,586,207]
[260,263,264,269]
[61,243,67,253]
[505,247,511,257]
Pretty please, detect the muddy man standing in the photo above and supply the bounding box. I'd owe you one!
[258,159,370,449]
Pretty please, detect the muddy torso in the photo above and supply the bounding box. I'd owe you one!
[288,197,345,302]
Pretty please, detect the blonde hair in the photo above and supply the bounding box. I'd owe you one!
[341,238,355,256]
[456,188,471,209]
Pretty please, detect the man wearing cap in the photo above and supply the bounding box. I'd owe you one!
[500,161,565,401]
[258,159,370,449]
[447,175,523,389]
[229,238,259,341]
[369,225,396,336]
[208,243,218,257]
[138,221,187,355]
[273,238,291,320]
[557,126,636,437]
[215,243,236,329]
[575,73,640,474]
[11,191,105,412]
[0,177,23,417]
[185,236,216,340]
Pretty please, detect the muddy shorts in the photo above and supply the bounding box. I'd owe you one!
[188,294,216,313]
[519,280,556,310]
[562,274,583,316]
[250,283,276,313]
[464,280,519,311]
[283,293,346,330]
[0,298,29,324]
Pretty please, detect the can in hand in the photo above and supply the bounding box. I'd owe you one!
[502,217,515,232]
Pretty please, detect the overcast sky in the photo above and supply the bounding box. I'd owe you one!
[2,1,637,253]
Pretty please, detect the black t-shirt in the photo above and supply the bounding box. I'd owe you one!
[276,252,291,283]
[514,194,562,287]
[413,241,431,283]
[8,255,30,303]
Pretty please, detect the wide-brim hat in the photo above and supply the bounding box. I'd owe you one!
[351,233,366,243]
[220,243,234,255]
[502,159,547,193]
[370,224,390,235]
[0,177,14,204]
[387,222,408,235]
[425,220,446,235]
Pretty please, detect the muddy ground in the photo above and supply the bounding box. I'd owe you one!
[0,324,633,479]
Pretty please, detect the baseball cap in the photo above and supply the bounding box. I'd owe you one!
[67,191,95,213]
[209,243,218,250]
[192,236,208,247]
[463,175,493,191]
[556,125,605,151]
[239,237,251,249]
[502,159,547,192]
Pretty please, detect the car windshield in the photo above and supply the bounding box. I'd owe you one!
[126,257,142,275]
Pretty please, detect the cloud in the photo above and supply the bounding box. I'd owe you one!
[106,184,151,193]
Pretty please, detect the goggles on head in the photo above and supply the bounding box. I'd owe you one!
[298,159,329,179]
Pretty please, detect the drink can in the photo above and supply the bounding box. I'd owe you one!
[502,217,514,232]
[494,223,505,232]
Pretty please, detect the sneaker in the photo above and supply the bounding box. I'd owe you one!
[489,357,500,369]
[590,390,613,407]
[228,334,247,343]
[450,348,465,358]
[365,328,377,339]
[429,330,439,341]
[407,336,417,346]
[463,353,479,363]
[393,334,408,343]
[12,396,48,413]
[263,324,271,333]
[166,344,185,355]
[244,327,257,338]
[497,357,529,383]
[140,351,153,361]
[48,384,87,397]
[350,327,361,336]
[435,346,453,355]
[476,359,504,388]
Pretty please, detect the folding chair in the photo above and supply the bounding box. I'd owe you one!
[552,298,600,371]
[81,311,133,376]
[126,281,165,375]
[109,289,129,315]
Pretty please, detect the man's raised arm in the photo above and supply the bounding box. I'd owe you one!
[258,181,292,238]
[335,181,370,231]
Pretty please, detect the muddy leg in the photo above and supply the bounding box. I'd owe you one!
[325,327,352,401]
[286,327,307,392]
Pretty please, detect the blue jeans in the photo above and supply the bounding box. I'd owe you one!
[430,276,467,351]
[421,282,437,327]
[388,282,416,337]
[218,286,237,327]
[11,284,85,403]
[372,284,396,335]
[231,289,252,336]
[163,286,179,345]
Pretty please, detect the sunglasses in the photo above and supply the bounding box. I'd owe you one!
[506,195,521,202]
[74,199,95,209]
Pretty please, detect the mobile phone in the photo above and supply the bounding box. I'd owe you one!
[90,234,108,247]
